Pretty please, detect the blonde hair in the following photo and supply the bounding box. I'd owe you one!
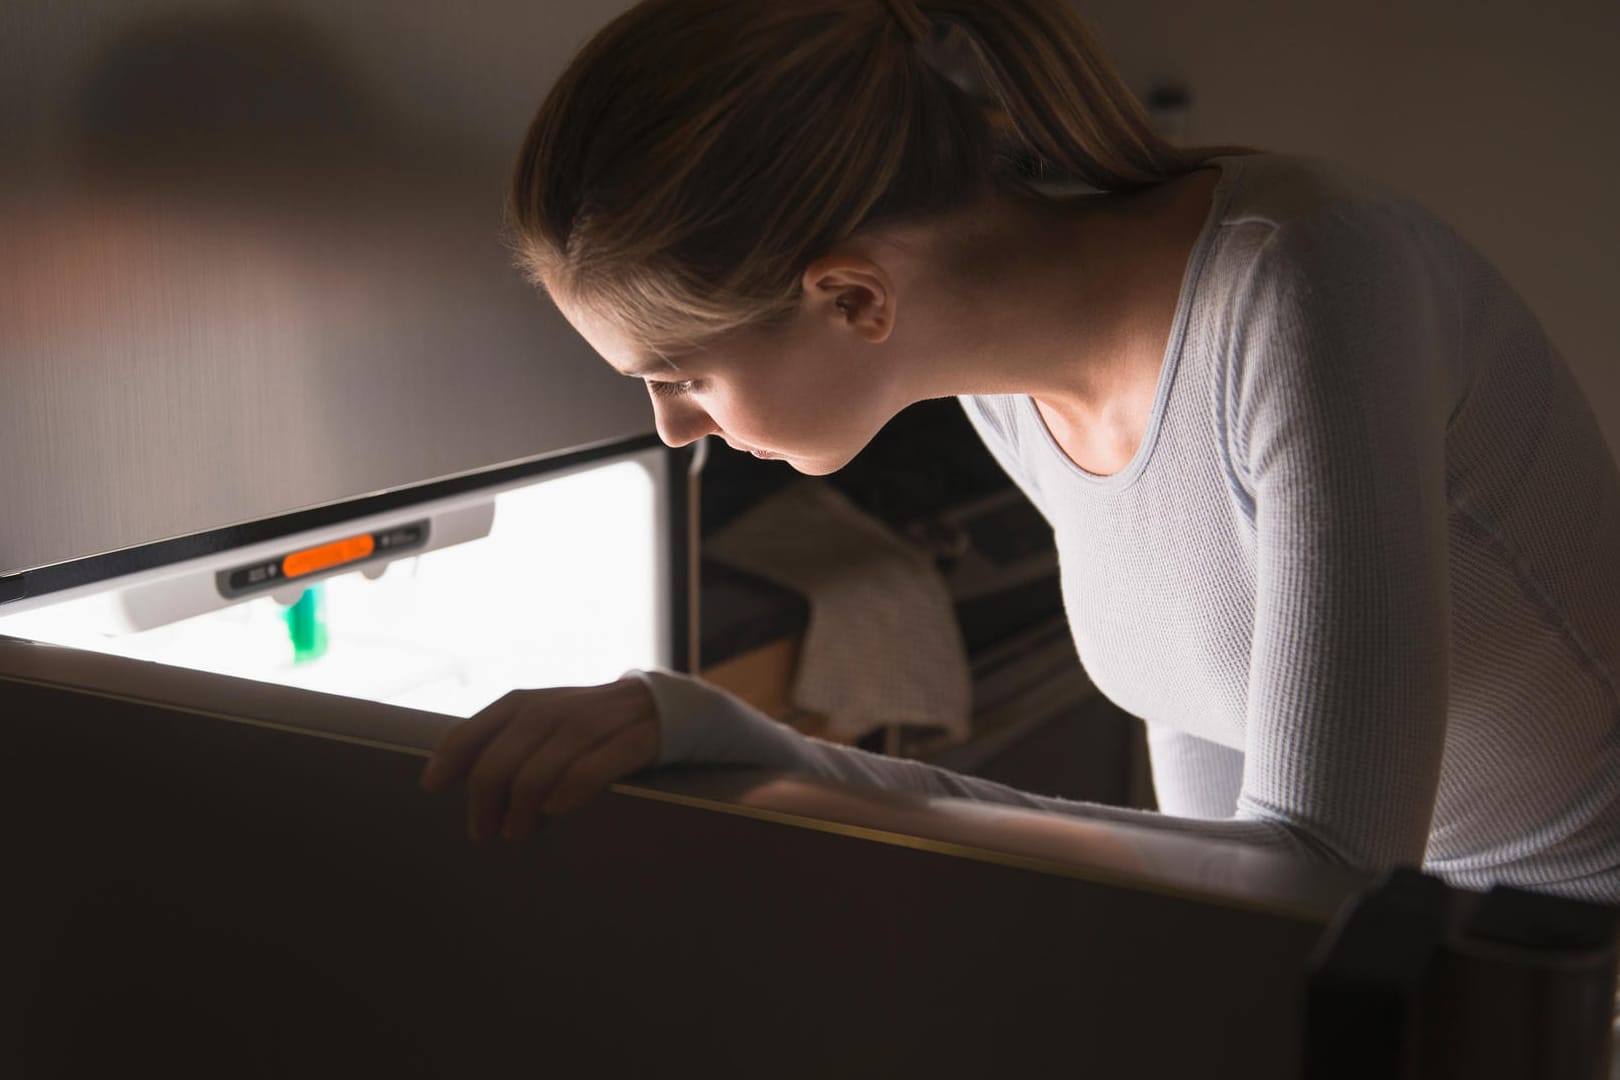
[510,0,1255,353]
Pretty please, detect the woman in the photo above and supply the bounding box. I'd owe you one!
[421,0,1620,910]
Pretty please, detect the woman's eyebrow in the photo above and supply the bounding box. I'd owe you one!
[616,352,686,378]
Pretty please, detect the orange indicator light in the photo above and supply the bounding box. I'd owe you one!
[282,534,376,579]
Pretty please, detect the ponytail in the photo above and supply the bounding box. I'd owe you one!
[912,0,1252,188]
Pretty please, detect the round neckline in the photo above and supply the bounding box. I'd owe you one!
[1020,153,1247,490]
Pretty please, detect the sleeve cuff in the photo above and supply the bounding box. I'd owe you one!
[622,667,810,770]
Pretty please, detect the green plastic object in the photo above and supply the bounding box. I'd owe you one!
[283,583,329,664]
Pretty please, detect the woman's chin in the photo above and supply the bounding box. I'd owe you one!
[737,440,865,476]
[790,449,861,477]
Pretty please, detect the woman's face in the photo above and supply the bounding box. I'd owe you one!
[552,281,908,476]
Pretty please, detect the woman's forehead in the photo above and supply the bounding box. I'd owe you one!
[549,293,669,376]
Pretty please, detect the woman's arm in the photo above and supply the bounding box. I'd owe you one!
[1219,211,1455,867]
[1145,725,1244,820]
[642,665,1337,856]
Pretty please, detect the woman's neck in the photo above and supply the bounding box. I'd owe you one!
[896,169,1222,473]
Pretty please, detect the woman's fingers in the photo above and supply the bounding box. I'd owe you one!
[420,692,523,793]
[464,706,563,842]
[500,722,606,841]
[421,678,662,842]
[541,716,661,819]
[500,709,644,841]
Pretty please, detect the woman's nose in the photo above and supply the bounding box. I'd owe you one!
[651,395,719,448]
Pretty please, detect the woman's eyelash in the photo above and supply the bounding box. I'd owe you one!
[646,379,697,398]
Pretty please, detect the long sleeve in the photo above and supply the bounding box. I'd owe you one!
[1145,725,1244,820]
[636,666,1066,804]
[634,666,1340,851]
[1220,213,1455,867]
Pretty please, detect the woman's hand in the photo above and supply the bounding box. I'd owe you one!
[419,676,660,842]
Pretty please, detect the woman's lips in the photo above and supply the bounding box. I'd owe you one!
[726,439,778,459]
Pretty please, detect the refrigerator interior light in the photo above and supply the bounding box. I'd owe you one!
[0,455,666,718]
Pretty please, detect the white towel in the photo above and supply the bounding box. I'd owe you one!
[704,479,971,743]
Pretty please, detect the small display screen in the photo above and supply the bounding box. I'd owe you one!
[219,523,428,599]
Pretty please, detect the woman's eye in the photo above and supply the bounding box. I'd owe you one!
[646,380,697,399]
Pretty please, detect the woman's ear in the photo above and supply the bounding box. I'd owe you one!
[800,255,895,344]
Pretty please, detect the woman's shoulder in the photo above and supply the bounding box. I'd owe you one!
[1214,151,1461,268]
[1200,152,1471,424]
[1189,152,1465,360]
